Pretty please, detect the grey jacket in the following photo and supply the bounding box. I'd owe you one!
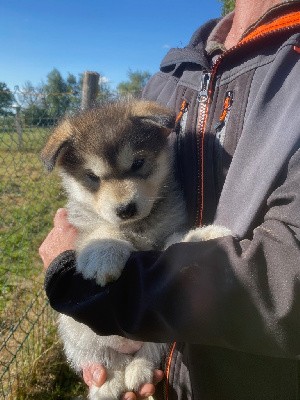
[45,2,300,399]
[141,2,300,398]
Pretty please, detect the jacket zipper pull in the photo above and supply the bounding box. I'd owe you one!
[197,72,211,103]
[215,91,234,131]
[175,99,189,128]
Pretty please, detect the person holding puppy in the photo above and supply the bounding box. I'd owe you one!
[40,0,300,399]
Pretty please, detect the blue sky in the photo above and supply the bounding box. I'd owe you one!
[0,0,222,91]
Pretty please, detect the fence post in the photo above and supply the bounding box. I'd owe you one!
[81,71,100,110]
[12,103,23,150]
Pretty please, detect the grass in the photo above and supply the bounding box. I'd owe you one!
[0,147,64,310]
[0,125,86,399]
[16,338,87,400]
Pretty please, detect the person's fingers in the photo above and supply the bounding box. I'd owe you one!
[39,208,78,270]
[39,229,56,270]
[53,208,69,226]
[121,369,164,400]
[121,392,137,400]
[82,364,107,387]
[152,369,164,385]
[138,383,155,398]
[138,369,164,398]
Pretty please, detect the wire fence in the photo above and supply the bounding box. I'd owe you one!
[0,84,85,398]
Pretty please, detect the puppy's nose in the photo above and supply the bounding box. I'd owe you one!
[116,202,137,220]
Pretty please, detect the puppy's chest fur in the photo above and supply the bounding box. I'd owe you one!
[124,195,187,251]
[68,176,187,253]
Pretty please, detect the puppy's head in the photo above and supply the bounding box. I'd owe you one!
[41,100,175,225]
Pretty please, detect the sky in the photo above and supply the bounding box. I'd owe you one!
[0,0,222,92]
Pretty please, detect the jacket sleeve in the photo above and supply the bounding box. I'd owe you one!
[45,148,300,359]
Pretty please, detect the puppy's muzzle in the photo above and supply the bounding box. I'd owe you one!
[116,202,137,220]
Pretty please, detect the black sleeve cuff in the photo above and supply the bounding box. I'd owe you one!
[44,250,77,296]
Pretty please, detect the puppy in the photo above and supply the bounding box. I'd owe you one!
[41,100,230,399]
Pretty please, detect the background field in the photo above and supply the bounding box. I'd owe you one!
[0,122,87,398]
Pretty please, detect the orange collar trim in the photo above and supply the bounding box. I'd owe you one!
[239,11,300,45]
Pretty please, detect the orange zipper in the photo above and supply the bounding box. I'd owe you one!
[196,72,211,227]
[165,341,177,400]
[195,12,300,228]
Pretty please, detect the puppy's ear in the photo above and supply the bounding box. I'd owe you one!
[41,119,73,172]
[131,101,175,132]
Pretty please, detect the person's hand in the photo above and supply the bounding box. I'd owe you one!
[39,208,78,270]
[82,364,164,400]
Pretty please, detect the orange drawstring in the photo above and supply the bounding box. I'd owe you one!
[175,100,188,124]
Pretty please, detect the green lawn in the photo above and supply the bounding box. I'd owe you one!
[0,127,86,398]
[0,129,64,311]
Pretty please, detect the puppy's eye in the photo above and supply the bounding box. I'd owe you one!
[131,158,145,172]
[86,171,100,184]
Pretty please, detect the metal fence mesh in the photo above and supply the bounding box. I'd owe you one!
[0,87,73,398]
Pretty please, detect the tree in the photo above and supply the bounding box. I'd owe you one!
[0,82,14,115]
[22,103,53,126]
[117,70,151,99]
[43,69,114,114]
[219,0,235,15]
[66,72,82,111]
[43,68,70,118]
[20,71,79,126]
[97,76,116,104]
[19,81,53,126]
[19,69,115,125]
[18,81,45,109]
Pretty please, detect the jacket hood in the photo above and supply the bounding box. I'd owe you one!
[160,19,219,72]
[160,1,300,72]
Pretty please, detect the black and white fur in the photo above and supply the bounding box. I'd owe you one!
[42,100,230,399]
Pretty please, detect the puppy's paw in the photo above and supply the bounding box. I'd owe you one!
[77,239,134,286]
[89,369,125,400]
[183,225,231,242]
[124,358,154,392]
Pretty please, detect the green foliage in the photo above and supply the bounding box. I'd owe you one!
[10,67,152,128]
[22,104,53,126]
[43,69,74,118]
[18,70,81,126]
[66,72,82,110]
[19,69,117,126]
[0,82,14,115]
[97,77,116,103]
[117,70,151,98]
[219,0,235,15]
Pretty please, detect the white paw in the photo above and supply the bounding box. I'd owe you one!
[89,369,125,400]
[183,225,231,242]
[124,358,154,392]
[77,239,134,286]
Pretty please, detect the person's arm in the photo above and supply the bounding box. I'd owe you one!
[44,148,300,358]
